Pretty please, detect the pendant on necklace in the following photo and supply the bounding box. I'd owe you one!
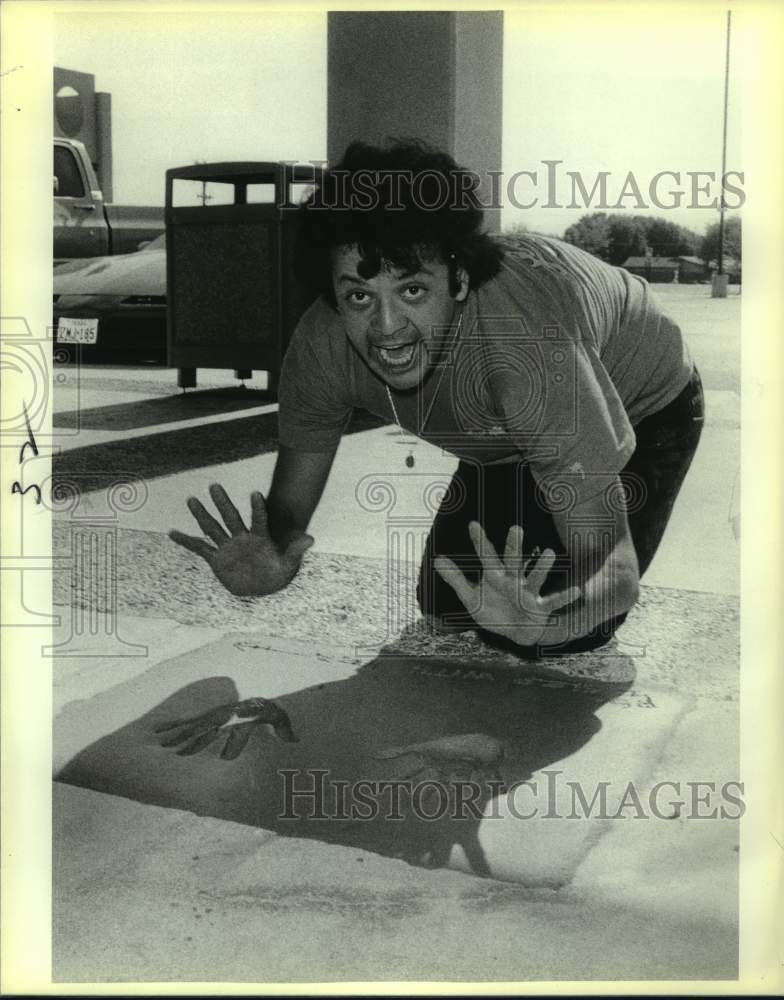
[405,453,415,468]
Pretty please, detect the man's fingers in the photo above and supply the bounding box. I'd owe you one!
[525,547,557,595]
[541,585,582,615]
[209,483,247,535]
[221,726,252,760]
[186,497,230,545]
[503,524,524,567]
[175,727,221,756]
[249,491,270,536]
[169,529,216,562]
[468,521,505,576]
[158,721,205,748]
[433,556,477,612]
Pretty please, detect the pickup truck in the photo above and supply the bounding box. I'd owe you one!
[54,137,165,265]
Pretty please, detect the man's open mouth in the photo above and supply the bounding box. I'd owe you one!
[375,341,419,371]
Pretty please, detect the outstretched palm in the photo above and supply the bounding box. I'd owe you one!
[170,484,313,597]
[434,521,581,647]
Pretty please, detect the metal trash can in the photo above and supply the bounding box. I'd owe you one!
[165,161,320,394]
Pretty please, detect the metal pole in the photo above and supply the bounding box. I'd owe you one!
[193,159,212,207]
[717,10,731,276]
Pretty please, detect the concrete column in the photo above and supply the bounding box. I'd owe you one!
[327,11,503,232]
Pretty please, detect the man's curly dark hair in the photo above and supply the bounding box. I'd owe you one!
[294,139,505,308]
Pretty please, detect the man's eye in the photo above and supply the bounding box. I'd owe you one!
[403,285,426,300]
[346,290,369,305]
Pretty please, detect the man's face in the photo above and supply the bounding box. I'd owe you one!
[331,245,469,391]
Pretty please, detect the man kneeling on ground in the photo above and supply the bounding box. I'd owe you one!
[170,140,704,657]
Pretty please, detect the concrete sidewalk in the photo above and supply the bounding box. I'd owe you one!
[50,284,741,984]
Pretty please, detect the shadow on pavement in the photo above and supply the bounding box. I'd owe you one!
[55,654,633,879]
[54,387,275,432]
[52,408,386,494]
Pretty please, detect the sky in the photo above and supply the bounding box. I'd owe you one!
[502,7,741,236]
[54,6,742,238]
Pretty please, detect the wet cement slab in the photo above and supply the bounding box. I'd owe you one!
[53,782,738,983]
[50,539,739,982]
[53,780,738,984]
[55,632,695,887]
[50,521,739,978]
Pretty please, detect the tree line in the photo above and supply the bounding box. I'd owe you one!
[509,213,741,267]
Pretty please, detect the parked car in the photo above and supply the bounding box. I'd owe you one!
[54,137,165,264]
[53,233,167,363]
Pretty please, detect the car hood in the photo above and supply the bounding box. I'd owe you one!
[54,248,166,297]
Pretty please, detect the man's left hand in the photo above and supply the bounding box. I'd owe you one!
[433,521,581,647]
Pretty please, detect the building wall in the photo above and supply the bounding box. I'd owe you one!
[54,66,113,199]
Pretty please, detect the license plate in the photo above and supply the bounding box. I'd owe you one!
[56,317,99,344]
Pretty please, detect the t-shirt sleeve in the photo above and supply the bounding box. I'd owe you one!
[277,302,354,452]
[496,334,636,487]
[478,254,637,492]
[546,338,637,478]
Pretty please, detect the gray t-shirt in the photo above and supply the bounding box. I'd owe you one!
[278,235,693,483]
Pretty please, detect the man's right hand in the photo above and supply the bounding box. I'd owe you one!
[169,483,314,597]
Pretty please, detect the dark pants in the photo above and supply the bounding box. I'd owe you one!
[417,367,705,654]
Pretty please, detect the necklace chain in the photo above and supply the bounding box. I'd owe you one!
[385,309,464,467]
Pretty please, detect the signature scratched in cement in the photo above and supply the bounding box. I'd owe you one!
[373,733,505,786]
